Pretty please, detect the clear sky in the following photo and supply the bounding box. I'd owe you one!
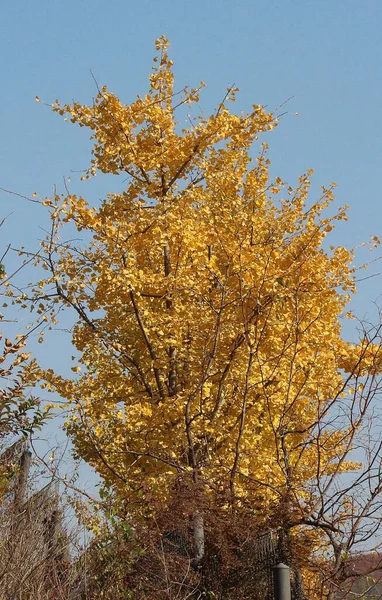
[1,0,382,485]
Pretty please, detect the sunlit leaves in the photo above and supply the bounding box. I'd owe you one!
[28,40,381,564]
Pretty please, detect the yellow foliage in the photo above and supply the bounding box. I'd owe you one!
[28,39,382,584]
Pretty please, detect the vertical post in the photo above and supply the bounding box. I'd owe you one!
[273,563,291,600]
[14,448,32,511]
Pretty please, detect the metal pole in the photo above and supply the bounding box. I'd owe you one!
[273,563,291,600]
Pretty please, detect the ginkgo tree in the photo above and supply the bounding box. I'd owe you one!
[19,37,382,597]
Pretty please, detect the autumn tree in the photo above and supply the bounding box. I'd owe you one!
[21,37,382,597]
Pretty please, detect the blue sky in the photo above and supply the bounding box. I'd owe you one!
[1,0,382,484]
[1,1,382,292]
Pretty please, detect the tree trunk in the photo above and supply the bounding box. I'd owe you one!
[192,510,205,568]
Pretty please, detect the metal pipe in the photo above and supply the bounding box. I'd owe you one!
[273,562,291,600]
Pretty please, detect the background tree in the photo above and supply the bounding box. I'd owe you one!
[0,220,74,600]
[0,221,50,497]
[20,37,382,597]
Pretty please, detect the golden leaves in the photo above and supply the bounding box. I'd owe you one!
[27,38,381,546]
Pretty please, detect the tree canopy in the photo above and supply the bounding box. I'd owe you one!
[20,37,382,598]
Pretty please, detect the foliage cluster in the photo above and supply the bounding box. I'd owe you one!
[2,36,382,599]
